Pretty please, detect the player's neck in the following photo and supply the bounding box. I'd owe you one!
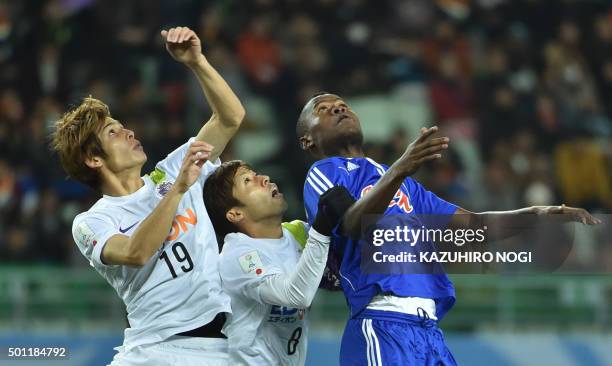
[339,145,364,158]
[100,168,144,197]
[243,217,283,239]
[324,144,364,158]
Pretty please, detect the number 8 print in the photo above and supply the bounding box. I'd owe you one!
[287,326,302,355]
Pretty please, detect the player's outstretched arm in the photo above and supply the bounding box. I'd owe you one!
[341,126,450,238]
[161,26,245,161]
[450,204,602,241]
[250,187,354,308]
[256,228,330,308]
[102,142,213,266]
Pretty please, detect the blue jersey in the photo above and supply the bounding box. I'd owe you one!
[303,157,458,320]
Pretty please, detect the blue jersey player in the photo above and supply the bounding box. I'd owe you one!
[296,93,601,365]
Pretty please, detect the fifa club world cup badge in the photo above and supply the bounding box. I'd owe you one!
[157,181,174,198]
[239,250,264,276]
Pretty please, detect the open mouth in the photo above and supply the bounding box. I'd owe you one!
[337,114,352,124]
[133,142,142,150]
[271,185,281,198]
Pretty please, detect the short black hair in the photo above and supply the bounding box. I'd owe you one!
[203,160,252,249]
[295,91,334,139]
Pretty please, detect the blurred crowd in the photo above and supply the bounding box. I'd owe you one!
[0,0,610,268]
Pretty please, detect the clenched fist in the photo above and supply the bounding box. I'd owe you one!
[161,26,205,66]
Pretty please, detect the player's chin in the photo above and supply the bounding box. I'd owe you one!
[134,147,146,156]
[342,123,362,134]
[278,197,288,212]
[136,152,148,165]
[330,128,363,145]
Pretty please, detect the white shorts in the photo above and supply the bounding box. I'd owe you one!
[109,335,228,366]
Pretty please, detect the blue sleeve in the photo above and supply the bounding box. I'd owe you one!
[303,160,349,226]
[407,178,458,215]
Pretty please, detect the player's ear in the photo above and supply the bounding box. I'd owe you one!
[84,155,104,169]
[226,208,244,224]
[299,134,314,151]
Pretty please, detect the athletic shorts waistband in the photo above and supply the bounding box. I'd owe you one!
[355,309,438,328]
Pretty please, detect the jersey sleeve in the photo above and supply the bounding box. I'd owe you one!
[220,230,331,308]
[155,137,221,183]
[72,213,120,269]
[408,178,458,216]
[303,160,349,226]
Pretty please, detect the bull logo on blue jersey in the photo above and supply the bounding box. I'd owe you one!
[361,185,413,213]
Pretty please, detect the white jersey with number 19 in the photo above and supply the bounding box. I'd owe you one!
[71,138,231,351]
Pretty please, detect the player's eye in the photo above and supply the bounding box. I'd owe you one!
[318,106,328,113]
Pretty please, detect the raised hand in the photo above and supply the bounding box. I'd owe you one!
[174,141,214,194]
[393,126,449,177]
[160,26,204,66]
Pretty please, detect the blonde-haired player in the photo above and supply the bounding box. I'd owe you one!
[52,27,244,365]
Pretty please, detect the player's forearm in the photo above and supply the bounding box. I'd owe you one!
[478,208,538,241]
[188,56,245,127]
[258,229,330,308]
[342,166,405,238]
[454,207,546,241]
[126,188,184,265]
[481,206,590,241]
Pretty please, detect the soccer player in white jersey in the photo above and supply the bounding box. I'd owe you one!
[202,160,355,365]
[51,27,245,365]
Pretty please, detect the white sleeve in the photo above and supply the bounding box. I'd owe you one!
[254,228,330,308]
[221,229,330,309]
[72,213,120,268]
[155,137,221,183]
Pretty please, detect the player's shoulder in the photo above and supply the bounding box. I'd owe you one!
[310,156,385,175]
[219,233,270,277]
[401,175,424,192]
[73,199,113,224]
[282,220,309,250]
[71,196,133,233]
[220,232,259,260]
[309,156,347,172]
[306,157,352,188]
[363,157,389,171]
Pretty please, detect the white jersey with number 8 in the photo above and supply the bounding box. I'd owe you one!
[219,225,312,366]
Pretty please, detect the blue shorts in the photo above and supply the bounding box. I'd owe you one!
[340,309,457,366]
